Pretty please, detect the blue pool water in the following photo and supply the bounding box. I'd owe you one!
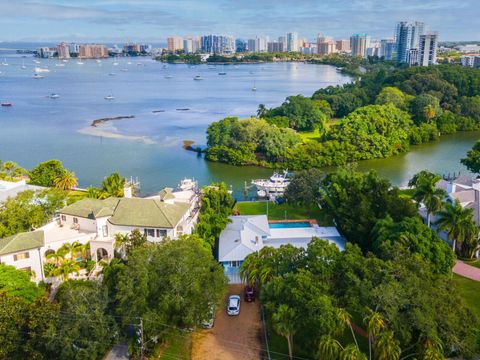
[269,221,312,229]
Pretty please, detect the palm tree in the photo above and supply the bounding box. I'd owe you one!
[340,344,368,360]
[58,241,85,260]
[422,338,443,360]
[272,304,297,360]
[364,311,386,360]
[114,233,129,257]
[53,170,78,190]
[239,247,275,287]
[436,199,476,253]
[336,308,359,350]
[100,172,126,198]
[411,173,446,227]
[54,259,81,280]
[374,331,400,360]
[257,104,267,118]
[317,336,343,360]
[46,251,64,266]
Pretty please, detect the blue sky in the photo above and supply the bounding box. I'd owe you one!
[0,0,478,42]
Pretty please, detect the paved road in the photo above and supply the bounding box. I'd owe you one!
[192,284,266,360]
[453,260,480,281]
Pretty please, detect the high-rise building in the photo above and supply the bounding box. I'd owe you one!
[78,44,109,59]
[317,37,335,55]
[267,41,281,53]
[123,43,141,53]
[183,36,200,53]
[247,39,256,52]
[396,21,425,63]
[407,48,419,66]
[287,32,299,52]
[418,33,438,66]
[461,55,480,68]
[201,35,235,54]
[167,36,184,52]
[56,43,70,59]
[335,40,350,52]
[379,39,396,60]
[236,39,247,53]
[278,36,287,52]
[350,34,368,58]
[69,43,80,55]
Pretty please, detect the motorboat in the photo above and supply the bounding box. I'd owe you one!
[108,72,116,76]
[252,81,257,91]
[33,60,41,64]
[50,93,60,99]
[55,63,65,67]
[104,94,115,101]
[218,72,227,75]
[120,68,128,72]
[113,62,119,66]
[252,170,290,197]
[164,74,173,79]
[193,75,203,80]
[1,102,12,107]
[33,73,44,79]
[76,61,84,65]
[178,178,197,192]
[34,67,49,73]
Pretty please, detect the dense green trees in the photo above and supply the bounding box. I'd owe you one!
[28,160,69,187]
[0,263,44,301]
[195,183,234,249]
[205,64,480,170]
[284,168,324,206]
[462,140,480,174]
[0,189,68,237]
[242,238,476,359]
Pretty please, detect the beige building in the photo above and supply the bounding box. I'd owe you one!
[56,43,70,59]
[336,39,350,52]
[167,36,184,52]
[78,44,109,59]
[317,37,335,55]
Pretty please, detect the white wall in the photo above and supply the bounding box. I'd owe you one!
[0,248,44,282]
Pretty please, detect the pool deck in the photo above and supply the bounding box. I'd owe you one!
[268,219,318,226]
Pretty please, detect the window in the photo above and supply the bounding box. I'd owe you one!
[61,215,66,221]
[14,252,30,261]
[102,225,108,237]
[144,229,155,237]
[156,229,167,237]
[73,217,78,224]
[229,261,241,268]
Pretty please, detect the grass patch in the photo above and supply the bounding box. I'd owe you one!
[398,188,415,198]
[234,201,333,226]
[462,259,480,269]
[298,129,321,142]
[155,332,191,360]
[453,274,480,319]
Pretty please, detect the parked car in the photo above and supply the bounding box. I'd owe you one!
[244,285,255,302]
[227,295,241,316]
[202,305,215,329]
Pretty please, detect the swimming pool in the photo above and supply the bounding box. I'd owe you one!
[269,221,312,229]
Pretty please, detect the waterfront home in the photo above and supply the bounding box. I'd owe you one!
[218,215,344,283]
[0,185,200,282]
[436,175,480,224]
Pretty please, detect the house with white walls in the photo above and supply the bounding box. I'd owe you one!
[0,181,200,282]
[218,215,344,283]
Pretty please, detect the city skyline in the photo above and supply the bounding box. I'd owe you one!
[0,0,478,42]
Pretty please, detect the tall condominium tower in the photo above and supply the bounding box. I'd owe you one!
[395,21,425,63]
[287,32,298,52]
[418,33,438,66]
[350,34,368,58]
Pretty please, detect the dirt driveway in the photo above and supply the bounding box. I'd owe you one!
[192,284,266,360]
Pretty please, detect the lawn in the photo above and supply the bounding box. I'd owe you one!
[234,201,333,226]
[453,274,480,319]
[154,332,191,360]
[298,129,321,143]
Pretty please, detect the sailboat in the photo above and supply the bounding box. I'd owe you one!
[77,60,84,65]
[251,81,257,92]
[2,58,8,66]
[21,59,26,69]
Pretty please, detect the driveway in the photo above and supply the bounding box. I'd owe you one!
[192,284,266,360]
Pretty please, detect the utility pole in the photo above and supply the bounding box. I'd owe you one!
[139,318,144,360]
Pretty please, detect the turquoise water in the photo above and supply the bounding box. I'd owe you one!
[0,49,350,196]
[269,221,312,229]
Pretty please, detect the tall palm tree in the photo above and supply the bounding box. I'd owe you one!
[257,104,268,118]
[364,311,386,360]
[53,170,78,191]
[46,251,64,266]
[412,174,446,227]
[436,199,475,252]
[337,308,359,350]
[272,304,297,360]
[317,336,343,360]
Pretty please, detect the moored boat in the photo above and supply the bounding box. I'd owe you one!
[1,102,12,107]
[252,170,290,197]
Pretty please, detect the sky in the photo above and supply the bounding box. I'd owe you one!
[0,0,478,43]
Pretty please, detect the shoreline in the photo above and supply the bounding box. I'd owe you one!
[78,124,155,145]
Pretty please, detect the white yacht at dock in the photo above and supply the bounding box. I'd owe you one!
[252,170,290,197]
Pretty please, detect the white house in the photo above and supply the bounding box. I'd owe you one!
[218,215,344,283]
[0,184,200,282]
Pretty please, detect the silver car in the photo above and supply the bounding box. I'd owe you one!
[227,295,241,316]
